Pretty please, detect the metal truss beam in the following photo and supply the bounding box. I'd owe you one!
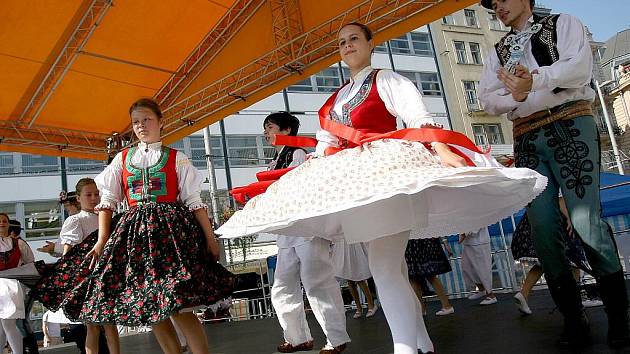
[153,0,266,108]
[18,0,113,128]
[159,0,441,137]
[270,0,304,66]
[0,121,108,153]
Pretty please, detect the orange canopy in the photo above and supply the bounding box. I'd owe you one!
[0,0,477,160]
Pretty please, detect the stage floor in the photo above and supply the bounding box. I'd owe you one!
[41,288,627,354]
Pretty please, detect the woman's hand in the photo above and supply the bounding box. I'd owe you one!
[206,235,220,263]
[86,241,105,270]
[433,143,467,167]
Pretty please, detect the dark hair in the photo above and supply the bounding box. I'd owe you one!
[129,98,162,119]
[8,220,22,236]
[341,22,373,41]
[0,213,8,223]
[263,112,300,136]
[75,178,97,196]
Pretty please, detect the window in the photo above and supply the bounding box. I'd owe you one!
[314,68,342,92]
[464,9,478,27]
[410,32,433,56]
[454,41,468,64]
[472,124,505,146]
[0,153,13,175]
[399,71,442,97]
[287,78,314,92]
[24,200,62,238]
[374,43,388,53]
[389,35,411,54]
[463,81,480,110]
[488,12,503,30]
[21,154,58,173]
[66,158,104,173]
[169,140,185,150]
[189,136,224,168]
[288,68,343,93]
[442,15,455,25]
[227,136,262,166]
[469,42,483,65]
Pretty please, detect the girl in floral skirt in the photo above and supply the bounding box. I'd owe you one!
[82,98,233,354]
[32,178,121,354]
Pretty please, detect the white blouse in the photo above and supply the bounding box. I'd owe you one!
[0,237,34,266]
[59,210,99,246]
[95,141,206,211]
[315,66,437,156]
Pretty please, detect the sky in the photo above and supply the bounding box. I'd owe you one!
[538,0,629,42]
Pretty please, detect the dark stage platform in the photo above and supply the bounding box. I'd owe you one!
[42,289,629,354]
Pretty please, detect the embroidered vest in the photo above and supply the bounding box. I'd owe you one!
[318,69,397,148]
[0,238,21,271]
[272,146,306,170]
[121,146,179,207]
[495,14,564,93]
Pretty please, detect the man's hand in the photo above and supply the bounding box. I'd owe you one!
[497,65,533,102]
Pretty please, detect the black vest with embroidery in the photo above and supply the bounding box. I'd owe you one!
[272,146,306,170]
[495,14,564,93]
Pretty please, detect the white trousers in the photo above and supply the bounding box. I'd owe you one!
[271,237,350,347]
[368,231,434,354]
[461,242,493,292]
[0,319,23,354]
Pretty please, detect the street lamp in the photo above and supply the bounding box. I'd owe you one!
[596,80,625,175]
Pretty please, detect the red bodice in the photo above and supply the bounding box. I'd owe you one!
[121,146,179,207]
[0,238,21,271]
[318,69,397,148]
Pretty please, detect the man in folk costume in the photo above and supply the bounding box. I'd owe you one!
[479,0,629,348]
[264,112,351,354]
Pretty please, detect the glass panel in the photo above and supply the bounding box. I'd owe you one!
[0,153,13,175]
[472,125,487,146]
[398,71,420,89]
[454,41,467,64]
[469,42,482,65]
[389,35,411,54]
[410,32,432,56]
[66,158,104,173]
[419,73,442,96]
[287,78,314,92]
[0,203,16,216]
[486,124,505,144]
[314,68,341,92]
[189,136,224,168]
[169,140,185,150]
[227,136,262,166]
[21,155,59,173]
[463,81,479,108]
[24,200,62,237]
[464,9,478,27]
[488,12,502,30]
[442,15,455,25]
[374,43,388,53]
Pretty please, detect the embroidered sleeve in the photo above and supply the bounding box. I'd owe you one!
[375,70,436,128]
[531,14,593,92]
[175,151,207,210]
[59,215,84,246]
[94,153,124,211]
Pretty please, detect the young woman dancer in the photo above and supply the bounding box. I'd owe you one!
[218,23,546,354]
[79,98,233,354]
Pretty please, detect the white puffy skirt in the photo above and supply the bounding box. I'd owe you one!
[217,139,547,244]
[332,240,371,281]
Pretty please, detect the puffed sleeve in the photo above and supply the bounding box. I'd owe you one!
[314,129,340,157]
[18,239,35,264]
[289,149,307,167]
[58,215,83,246]
[94,152,124,211]
[175,151,206,210]
[375,70,438,128]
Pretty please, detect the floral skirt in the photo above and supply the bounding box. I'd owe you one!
[511,213,590,272]
[405,238,452,279]
[218,139,547,243]
[31,226,105,321]
[45,203,233,326]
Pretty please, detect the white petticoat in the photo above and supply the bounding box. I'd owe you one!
[217,139,547,244]
[332,240,371,281]
[0,278,25,319]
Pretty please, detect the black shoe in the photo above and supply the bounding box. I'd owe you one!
[547,272,591,347]
[597,270,630,348]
